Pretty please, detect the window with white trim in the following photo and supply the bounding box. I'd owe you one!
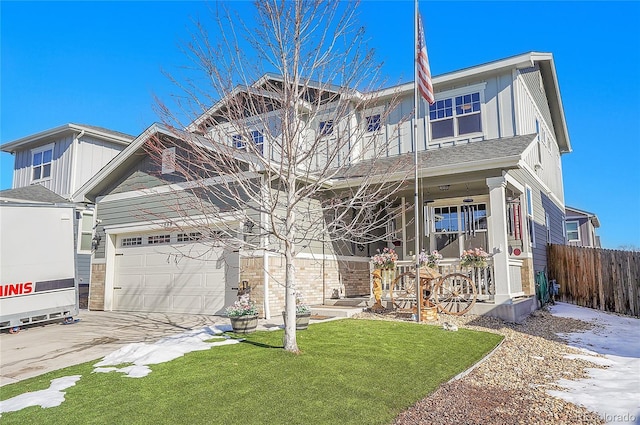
[431,203,488,258]
[251,130,264,155]
[77,211,94,253]
[31,144,54,181]
[545,212,551,243]
[565,221,580,242]
[121,237,142,247]
[429,92,481,139]
[177,232,202,242]
[148,234,171,245]
[232,131,264,155]
[525,186,536,247]
[365,114,381,132]
[319,120,334,136]
[232,134,245,149]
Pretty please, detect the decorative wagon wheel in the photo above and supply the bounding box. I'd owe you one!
[390,272,436,311]
[432,273,477,316]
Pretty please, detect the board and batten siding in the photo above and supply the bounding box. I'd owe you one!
[355,68,521,160]
[518,66,556,137]
[11,134,125,198]
[74,136,125,194]
[12,134,75,196]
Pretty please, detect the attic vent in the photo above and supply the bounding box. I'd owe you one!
[162,147,176,174]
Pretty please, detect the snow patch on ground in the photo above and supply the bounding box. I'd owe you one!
[0,375,81,417]
[548,302,640,424]
[93,326,240,377]
[0,325,241,415]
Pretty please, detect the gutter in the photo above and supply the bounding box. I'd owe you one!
[69,130,85,196]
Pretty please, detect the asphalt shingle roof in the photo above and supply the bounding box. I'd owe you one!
[334,134,537,179]
[0,185,69,203]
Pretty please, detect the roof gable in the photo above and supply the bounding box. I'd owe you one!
[1,123,134,153]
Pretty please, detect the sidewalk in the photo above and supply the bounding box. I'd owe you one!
[0,310,286,387]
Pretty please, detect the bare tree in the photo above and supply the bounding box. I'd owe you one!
[147,1,412,353]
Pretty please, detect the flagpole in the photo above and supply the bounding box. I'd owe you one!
[413,0,422,323]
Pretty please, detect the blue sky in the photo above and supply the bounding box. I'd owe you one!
[1,1,639,249]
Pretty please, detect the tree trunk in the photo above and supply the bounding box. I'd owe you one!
[282,212,299,353]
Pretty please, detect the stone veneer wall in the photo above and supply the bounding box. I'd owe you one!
[89,263,106,311]
[520,257,535,296]
[239,256,371,318]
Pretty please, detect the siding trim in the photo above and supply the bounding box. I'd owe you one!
[103,211,242,235]
[97,171,262,203]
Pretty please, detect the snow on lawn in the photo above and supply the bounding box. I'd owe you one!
[548,302,640,425]
[0,375,81,418]
[93,325,239,378]
[0,325,240,416]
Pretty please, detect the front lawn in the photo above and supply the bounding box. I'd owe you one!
[0,319,502,424]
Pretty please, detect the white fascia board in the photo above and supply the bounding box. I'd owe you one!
[75,126,134,146]
[104,211,242,235]
[1,123,133,153]
[433,52,547,85]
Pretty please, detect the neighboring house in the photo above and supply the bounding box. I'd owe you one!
[1,124,134,298]
[565,206,601,248]
[75,52,571,323]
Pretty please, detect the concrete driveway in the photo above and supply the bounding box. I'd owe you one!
[0,310,283,387]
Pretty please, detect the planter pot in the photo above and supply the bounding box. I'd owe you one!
[229,315,258,334]
[282,312,311,330]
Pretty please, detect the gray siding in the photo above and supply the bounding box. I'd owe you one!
[519,66,556,136]
[508,169,565,274]
[12,134,74,196]
[77,253,91,285]
[11,134,126,198]
[74,136,124,193]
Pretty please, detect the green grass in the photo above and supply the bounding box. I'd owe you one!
[0,319,502,425]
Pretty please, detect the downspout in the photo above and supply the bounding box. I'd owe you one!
[70,130,85,197]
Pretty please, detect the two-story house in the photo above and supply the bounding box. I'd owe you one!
[75,52,571,323]
[1,124,134,300]
[565,206,601,248]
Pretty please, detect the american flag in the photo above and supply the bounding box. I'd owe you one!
[417,13,435,105]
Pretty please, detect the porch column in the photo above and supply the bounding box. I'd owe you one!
[486,176,512,304]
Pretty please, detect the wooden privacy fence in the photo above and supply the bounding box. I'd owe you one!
[547,244,640,317]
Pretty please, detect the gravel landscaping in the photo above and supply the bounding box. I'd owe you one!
[354,308,607,425]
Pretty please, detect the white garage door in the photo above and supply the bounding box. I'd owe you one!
[113,232,239,315]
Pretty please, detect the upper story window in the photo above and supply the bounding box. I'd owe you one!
[319,120,334,136]
[31,144,54,181]
[429,92,482,139]
[366,114,381,132]
[565,221,580,242]
[232,130,264,155]
[232,134,245,149]
[251,130,264,154]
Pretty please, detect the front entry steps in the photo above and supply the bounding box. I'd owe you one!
[310,306,365,318]
[311,297,370,318]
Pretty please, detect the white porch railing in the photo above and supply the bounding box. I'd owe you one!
[370,259,495,302]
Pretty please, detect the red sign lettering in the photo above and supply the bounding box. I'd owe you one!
[0,282,33,298]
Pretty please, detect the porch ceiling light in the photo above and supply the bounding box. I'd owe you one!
[438,185,450,191]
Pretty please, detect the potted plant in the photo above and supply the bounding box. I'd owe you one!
[460,247,489,269]
[283,293,312,330]
[371,247,398,270]
[418,249,442,269]
[225,299,258,334]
